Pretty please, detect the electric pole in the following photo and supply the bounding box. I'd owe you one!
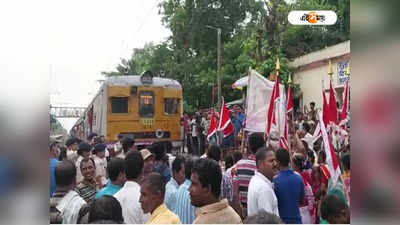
[217,28,222,109]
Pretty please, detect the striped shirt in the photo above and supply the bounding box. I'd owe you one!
[173,179,196,224]
[51,190,86,224]
[165,178,179,211]
[75,181,97,204]
[50,190,68,224]
[232,154,257,207]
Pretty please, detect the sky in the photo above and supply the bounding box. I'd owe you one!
[19,0,171,131]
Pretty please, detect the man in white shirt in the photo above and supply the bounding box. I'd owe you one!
[114,151,150,224]
[247,147,280,217]
[116,137,135,159]
[190,115,200,155]
[50,160,86,224]
[114,134,123,156]
[93,143,107,187]
[65,137,79,163]
[301,122,314,147]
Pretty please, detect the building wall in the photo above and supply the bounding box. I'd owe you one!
[290,41,350,112]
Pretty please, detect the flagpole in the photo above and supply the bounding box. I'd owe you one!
[289,73,294,128]
[328,60,334,136]
[240,67,251,154]
[328,59,339,149]
[217,97,224,147]
[276,58,281,144]
[287,73,293,153]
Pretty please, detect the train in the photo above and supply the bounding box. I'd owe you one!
[70,71,183,149]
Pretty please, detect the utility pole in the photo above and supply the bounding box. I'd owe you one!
[206,25,222,109]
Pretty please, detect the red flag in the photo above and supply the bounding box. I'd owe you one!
[218,98,234,137]
[266,76,280,135]
[223,121,234,137]
[280,86,292,150]
[340,81,349,126]
[207,111,217,141]
[322,82,329,127]
[328,80,338,125]
[319,111,341,185]
[286,86,293,114]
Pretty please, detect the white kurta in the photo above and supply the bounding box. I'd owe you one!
[247,172,279,217]
[114,181,150,224]
[56,190,86,224]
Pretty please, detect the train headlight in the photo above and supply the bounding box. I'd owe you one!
[155,129,164,139]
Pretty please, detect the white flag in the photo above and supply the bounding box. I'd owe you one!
[245,69,285,134]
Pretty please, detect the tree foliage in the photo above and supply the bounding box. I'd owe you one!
[103,0,349,112]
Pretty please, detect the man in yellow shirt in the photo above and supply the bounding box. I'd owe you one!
[140,173,180,224]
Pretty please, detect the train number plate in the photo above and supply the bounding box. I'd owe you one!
[140,118,154,126]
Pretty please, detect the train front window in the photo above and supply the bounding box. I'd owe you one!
[164,98,179,114]
[139,91,154,117]
[111,97,128,113]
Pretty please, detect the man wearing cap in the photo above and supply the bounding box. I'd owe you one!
[65,137,79,164]
[76,142,92,184]
[50,138,61,197]
[140,149,154,181]
[93,143,107,187]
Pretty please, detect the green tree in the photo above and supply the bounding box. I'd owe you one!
[103,0,349,112]
[281,0,350,58]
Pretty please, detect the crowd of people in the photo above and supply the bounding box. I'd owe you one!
[49,102,350,224]
[183,104,245,156]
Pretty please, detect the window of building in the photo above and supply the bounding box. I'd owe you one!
[111,97,128,113]
[164,98,179,114]
[139,91,154,117]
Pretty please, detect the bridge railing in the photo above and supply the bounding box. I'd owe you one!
[50,106,87,118]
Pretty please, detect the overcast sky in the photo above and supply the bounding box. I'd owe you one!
[2,0,171,131]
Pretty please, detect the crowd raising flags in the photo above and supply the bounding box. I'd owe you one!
[210,58,350,182]
[263,59,350,155]
[50,57,351,225]
[207,98,235,143]
[218,98,234,138]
